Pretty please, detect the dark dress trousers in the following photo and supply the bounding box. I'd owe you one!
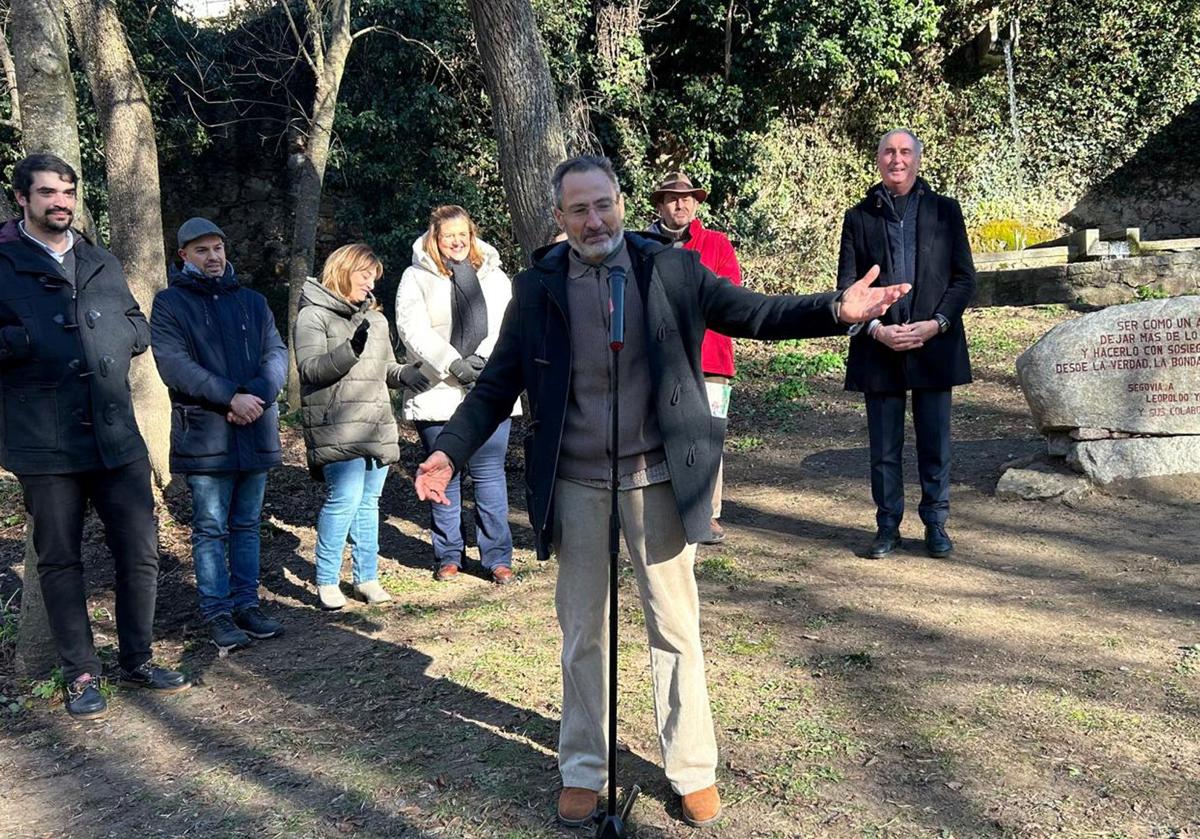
[836,179,976,528]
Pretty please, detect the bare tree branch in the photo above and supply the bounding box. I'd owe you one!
[279,0,316,72]
[351,24,467,101]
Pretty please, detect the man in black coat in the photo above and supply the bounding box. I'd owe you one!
[836,129,976,559]
[415,155,909,828]
[0,154,190,719]
[151,218,288,652]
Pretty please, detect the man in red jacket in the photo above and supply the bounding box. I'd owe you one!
[647,172,741,543]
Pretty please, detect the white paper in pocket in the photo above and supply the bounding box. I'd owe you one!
[706,381,731,419]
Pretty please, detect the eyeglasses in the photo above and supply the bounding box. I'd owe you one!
[562,199,616,220]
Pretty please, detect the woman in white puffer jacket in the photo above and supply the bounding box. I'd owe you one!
[395,205,521,584]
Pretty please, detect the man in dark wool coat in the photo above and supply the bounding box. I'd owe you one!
[837,129,976,560]
[0,154,190,720]
[415,155,910,829]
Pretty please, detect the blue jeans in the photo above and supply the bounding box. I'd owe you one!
[186,470,269,622]
[416,418,512,570]
[315,458,389,586]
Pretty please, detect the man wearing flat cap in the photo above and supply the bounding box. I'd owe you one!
[647,172,742,544]
[150,218,288,652]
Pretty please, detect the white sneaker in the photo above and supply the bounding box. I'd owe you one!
[317,584,346,610]
[353,580,392,604]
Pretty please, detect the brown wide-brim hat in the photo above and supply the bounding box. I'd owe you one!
[650,171,708,205]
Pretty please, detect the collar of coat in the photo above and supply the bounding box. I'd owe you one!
[529,231,668,317]
[168,260,240,294]
[866,176,932,211]
[0,218,105,281]
[532,230,669,273]
[298,276,377,319]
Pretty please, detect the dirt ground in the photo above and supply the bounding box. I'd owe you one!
[1,305,1198,838]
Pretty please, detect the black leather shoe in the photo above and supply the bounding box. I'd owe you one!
[868,527,901,558]
[64,673,108,720]
[925,523,953,558]
[118,662,192,694]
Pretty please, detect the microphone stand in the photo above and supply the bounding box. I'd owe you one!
[596,266,639,838]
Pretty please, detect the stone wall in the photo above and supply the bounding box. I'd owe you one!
[158,141,345,298]
[975,251,1200,308]
[161,168,290,288]
[1063,97,1200,240]
[1066,179,1200,241]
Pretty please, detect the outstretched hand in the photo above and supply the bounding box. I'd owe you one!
[838,265,912,323]
[415,450,454,505]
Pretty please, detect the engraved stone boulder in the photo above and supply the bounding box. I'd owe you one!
[1016,296,1200,435]
[1007,296,1200,490]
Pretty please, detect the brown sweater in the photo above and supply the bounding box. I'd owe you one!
[557,243,666,482]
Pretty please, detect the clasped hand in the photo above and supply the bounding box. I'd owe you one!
[227,392,265,426]
[874,320,939,351]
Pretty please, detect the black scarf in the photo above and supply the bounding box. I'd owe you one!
[448,258,487,357]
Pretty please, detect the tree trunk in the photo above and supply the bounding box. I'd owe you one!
[9,0,95,238]
[0,9,22,133]
[466,0,567,263]
[284,0,353,411]
[723,1,735,82]
[14,517,56,679]
[64,0,172,486]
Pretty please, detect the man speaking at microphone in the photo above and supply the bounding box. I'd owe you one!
[414,155,909,829]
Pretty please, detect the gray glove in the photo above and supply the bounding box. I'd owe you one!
[449,357,479,384]
[399,364,433,394]
[465,354,487,373]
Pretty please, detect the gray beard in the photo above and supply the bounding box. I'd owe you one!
[571,224,625,262]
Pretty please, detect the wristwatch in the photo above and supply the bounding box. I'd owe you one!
[934,314,950,334]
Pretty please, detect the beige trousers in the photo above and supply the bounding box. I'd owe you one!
[552,479,718,796]
[711,457,723,520]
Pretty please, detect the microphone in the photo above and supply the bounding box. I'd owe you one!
[609,266,627,351]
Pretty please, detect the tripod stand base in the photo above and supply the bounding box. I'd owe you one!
[595,815,627,838]
[594,785,641,838]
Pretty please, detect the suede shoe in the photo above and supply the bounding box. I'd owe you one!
[353,580,393,604]
[64,673,107,720]
[233,606,283,639]
[118,662,191,694]
[700,519,725,545]
[318,584,347,610]
[557,787,599,826]
[491,566,515,585]
[681,784,722,827]
[868,527,901,558]
[925,523,953,558]
[434,563,460,582]
[210,613,252,650]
